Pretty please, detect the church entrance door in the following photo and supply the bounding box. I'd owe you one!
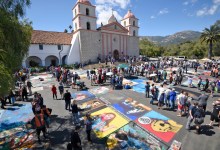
[113,50,119,60]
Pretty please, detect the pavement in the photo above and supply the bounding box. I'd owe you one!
[1,70,220,150]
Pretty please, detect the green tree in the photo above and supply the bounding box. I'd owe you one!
[0,0,32,96]
[200,25,220,59]
[64,29,68,33]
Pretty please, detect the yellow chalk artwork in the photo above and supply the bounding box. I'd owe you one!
[91,107,129,138]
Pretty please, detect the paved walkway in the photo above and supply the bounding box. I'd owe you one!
[1,71,220,150]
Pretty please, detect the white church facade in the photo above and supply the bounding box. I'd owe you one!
[23,0,140,67]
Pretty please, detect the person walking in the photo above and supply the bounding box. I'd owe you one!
[194,104,205,134]
[71,126,82,150]
[58,82,64,99]
[145,82,150,98]
[208,100,220,128]
[51,85,57,100]
[85,113,93,143]
[186,102,198,130]
[27,80,33,95]
[34,111,47,143]
[64,90,72,111]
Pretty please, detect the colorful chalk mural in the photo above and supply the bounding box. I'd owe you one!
[112,98,151,120]
[91,107,129,138]
[89,87,110,96]
[71,91,95,102]
[78,98,106,113]
[0,103,35,149]
[135,111,182,143]
[107,122,169,150]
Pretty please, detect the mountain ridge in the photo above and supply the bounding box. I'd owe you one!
[140,30,201,46]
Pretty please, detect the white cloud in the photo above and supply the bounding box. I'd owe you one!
[196,0,220,16]
[158,8,169,15]
[183,1,189,5]
[95,0,130,9]
[183,0,197,6]
[150,15,156,19]
[213,0,220,4]
[96,5,122,25]
[95,0,130,25]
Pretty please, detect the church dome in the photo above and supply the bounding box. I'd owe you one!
[108,14,117,24]
[124,10,135,19]
[77,0,92,5]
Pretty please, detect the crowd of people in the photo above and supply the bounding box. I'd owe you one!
[1,56,220,149]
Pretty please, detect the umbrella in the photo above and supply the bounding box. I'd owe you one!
[106,72,113,76]
[118,64,129,69]
[149,74,157,77]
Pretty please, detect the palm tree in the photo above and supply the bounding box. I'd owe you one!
[64,29,68,33]
[200,25,220,59]
[69,25,72,32]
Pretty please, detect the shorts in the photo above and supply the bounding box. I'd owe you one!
[210,114,219,122]
[178,104,184,111]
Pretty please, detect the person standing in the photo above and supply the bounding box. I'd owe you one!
[51,85,57,100]
[198,93,209,112]
[71,126,82,150]
[204,79,209,92]
[145,82,150,98]
[85,113,93,143]
[34,111,47,143]
[169,88,177,110]
[0,97,6,109]
[58,82,64,99]
[64,90,72,111]
[27,80,33,95]
[9,89,16,105]
[71,100,84,126]
[197,77,202,90]
[22,86,28,101]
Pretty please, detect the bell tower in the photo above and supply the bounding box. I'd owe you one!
[72,0,97,31]
[121,10,139,36]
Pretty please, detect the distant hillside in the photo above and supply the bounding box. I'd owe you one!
[140,31,201,46]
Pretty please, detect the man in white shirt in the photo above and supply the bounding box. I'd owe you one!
[165,88,171,107]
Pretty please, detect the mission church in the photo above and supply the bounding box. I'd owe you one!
[23,0,140,67]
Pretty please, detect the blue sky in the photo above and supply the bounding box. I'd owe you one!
[26,0,220,36]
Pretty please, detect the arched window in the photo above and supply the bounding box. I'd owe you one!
[86,8,89,16]
[75,23,77,30]
[133,30,136,36]
[87,22,91,30]
[133,21,135,26]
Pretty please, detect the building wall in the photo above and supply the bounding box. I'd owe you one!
[127,36,139,57]
[23,44,70,67]
[79,30,101,63]
[67,32,81,64]
[73,3,97,31]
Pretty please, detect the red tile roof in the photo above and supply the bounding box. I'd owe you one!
[31,30,73,45]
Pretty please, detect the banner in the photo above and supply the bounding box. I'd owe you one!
[112,98,151,120]
[91,107,129,138]
[135,111,182,143]
[107,122,169,150]
[71,91,95,102]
